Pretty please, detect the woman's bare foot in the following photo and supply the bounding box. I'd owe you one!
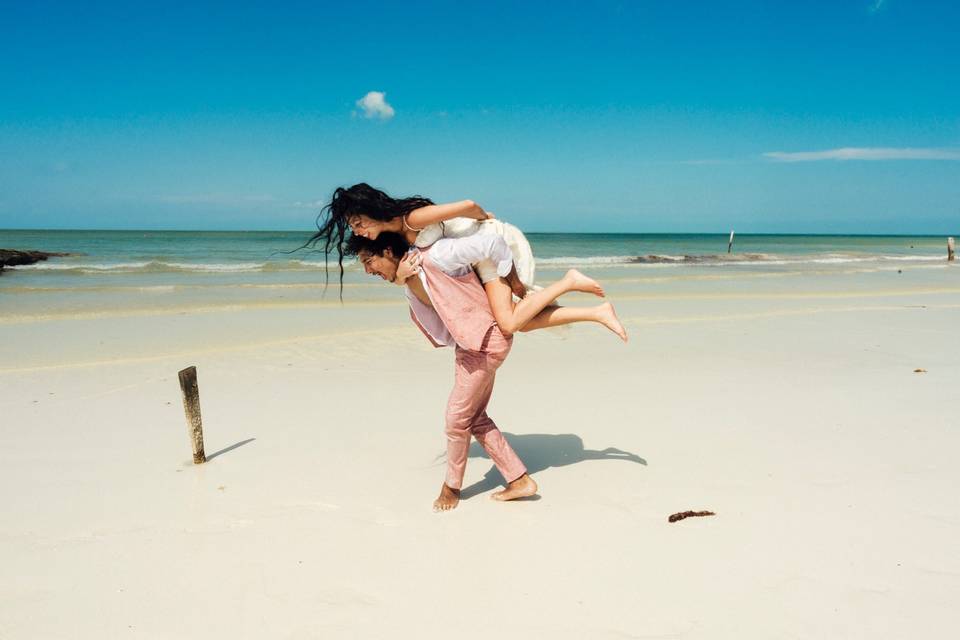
[433,484,460,512]
[564,269,605,297]
[595,301,628,342]
[491,474,538,501]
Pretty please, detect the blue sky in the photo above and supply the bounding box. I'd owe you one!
[1,0,958,233]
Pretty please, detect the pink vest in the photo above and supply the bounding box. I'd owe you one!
[415,246,497,352]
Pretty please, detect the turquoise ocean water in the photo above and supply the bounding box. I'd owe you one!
[1,229,956,321]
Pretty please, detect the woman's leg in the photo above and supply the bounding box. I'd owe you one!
[484,277,628,341]
[483,269,606,336]
[521,303,628,341]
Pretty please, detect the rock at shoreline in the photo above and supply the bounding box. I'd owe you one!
[0,249,72,272]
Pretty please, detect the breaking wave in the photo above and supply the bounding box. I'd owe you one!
[535,253,948,268]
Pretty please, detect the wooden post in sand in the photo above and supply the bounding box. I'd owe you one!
[727,230,735,254]
[178,366,206,464]
[949,237,956,261]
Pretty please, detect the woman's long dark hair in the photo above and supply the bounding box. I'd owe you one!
[302,183,433,299]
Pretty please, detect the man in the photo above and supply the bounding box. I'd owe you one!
[345,231,538,511]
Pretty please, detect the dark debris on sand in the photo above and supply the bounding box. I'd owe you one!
[668,510,716,523]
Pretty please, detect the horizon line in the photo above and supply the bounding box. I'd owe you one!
[1,228,958,238]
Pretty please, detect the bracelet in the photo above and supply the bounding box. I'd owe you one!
[402,215,424,232]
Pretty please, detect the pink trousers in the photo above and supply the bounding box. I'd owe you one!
[444,326,527,490]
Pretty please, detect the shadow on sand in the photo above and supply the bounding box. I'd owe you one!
[459,433,646,500]
[206,438,256,461]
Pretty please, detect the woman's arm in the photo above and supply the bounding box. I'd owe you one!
[404,200,489,229]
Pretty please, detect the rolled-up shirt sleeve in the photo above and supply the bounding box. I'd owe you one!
[430,234,514,278]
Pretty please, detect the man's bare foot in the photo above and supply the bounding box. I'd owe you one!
[491,474,538,501]
[595,301,628,342]
[564,269,605,297]
[433,484,460,512]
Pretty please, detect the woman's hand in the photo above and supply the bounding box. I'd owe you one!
[470,206,495,221]
[395,250,422,284]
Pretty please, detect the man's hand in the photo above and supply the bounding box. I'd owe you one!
[396,250,422,284]
[506,266,526,299]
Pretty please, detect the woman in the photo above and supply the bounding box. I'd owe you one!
[307,183,627,340]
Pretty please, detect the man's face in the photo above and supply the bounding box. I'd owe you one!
[358,248,399,282]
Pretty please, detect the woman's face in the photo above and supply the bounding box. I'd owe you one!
[347,214,387,239]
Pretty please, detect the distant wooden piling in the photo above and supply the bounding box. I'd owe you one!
[178,366,206,464]
[949,237,956,262]
[727,230,735,254]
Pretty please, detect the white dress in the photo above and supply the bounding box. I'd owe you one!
[412,217,536,289]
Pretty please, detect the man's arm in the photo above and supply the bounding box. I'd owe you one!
[431,234,514,278]
[404,285,452,348]
[408,307,445,348]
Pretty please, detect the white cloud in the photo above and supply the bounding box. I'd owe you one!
[763,147,960,162]
[355,91,395,120]
[291,199,325,209]
[868,0,886,14]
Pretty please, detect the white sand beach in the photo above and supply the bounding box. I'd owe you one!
[2,264,959,638]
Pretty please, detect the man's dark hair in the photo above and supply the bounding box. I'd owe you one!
[344,231,410,259]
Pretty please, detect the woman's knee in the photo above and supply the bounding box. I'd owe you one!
[497,323,517,337]
[489,309,517,335]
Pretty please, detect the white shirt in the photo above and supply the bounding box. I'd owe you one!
[421,233,514,278]
[403,234,514,348]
